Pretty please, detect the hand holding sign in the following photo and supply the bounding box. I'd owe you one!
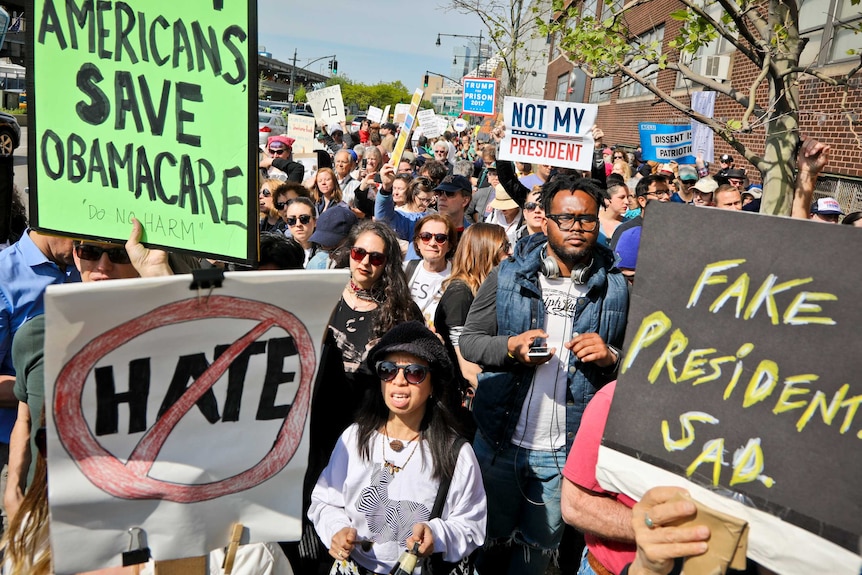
[307,85,346,124]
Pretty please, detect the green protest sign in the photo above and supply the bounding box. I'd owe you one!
[29,0,258,263]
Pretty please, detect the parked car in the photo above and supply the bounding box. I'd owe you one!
[258,112,287,147]
[0,111,21,156]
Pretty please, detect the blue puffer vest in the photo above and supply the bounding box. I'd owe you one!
[472,232,629,453]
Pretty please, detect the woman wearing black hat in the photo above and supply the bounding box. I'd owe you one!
[309,321,487,575]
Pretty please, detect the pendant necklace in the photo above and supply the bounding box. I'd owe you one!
[384,424,420,452]
[381,430,421,476]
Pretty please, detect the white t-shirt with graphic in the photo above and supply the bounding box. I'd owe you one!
[513,274,588,451]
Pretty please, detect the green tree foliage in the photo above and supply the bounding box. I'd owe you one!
[543,0,862,215]
[325,76,412,113]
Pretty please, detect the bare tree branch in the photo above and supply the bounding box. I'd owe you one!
[742,52,772,131]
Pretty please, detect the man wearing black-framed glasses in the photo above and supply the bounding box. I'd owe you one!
[460,176,628,575]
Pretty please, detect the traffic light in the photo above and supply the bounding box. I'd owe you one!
[423,74,429,88]
[327,60,332,71]
[332,59,338,75]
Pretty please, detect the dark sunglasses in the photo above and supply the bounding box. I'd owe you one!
[269,147,287,155]
[434,189,458,197]
[75,244,132,264]
[376,361,429,385]
[524,202,542,212]
[287,214,313,226]
[350,246,387,266]
[260,189,272,197]
[419,232,448,244]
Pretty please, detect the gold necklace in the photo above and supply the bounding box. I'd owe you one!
[381,431,421,475]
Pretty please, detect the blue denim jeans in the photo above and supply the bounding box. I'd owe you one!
[473,431,567,575]
[578,546,599,575]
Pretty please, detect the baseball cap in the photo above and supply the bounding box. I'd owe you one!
[691,176,719,194]
[810,197,844,216]
[720,154,732,163]
[743,184,762,199]
[328,123,343,135]
[678,165,698,182]
[658,164,676,177]
[434,175,472,195]
[309,206,358,247]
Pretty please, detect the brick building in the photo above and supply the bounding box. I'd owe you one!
[544,0,862,212]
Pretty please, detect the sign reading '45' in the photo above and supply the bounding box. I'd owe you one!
[307,85,346,124]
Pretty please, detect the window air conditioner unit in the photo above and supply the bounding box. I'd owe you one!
[702,55,731,81]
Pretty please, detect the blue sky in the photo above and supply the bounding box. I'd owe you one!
[257,1,486,88]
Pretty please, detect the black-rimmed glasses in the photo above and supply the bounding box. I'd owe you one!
[545,213,599,232]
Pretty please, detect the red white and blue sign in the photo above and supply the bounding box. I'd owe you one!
[462,77,497,117]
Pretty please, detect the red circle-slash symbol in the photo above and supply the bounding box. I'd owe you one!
[54,296,315,503]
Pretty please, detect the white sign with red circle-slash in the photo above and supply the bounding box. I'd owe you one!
[44,271,348,574]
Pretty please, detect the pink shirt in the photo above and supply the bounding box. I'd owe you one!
[562,381,636,575]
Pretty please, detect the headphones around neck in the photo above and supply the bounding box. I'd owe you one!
[541,245,593,285]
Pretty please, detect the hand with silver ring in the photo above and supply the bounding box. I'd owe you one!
[629,487,710,575]
[644,514,656,529]
[330,526,357,562]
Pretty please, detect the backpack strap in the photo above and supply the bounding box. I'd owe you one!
[405,258,422,284]
[430,436,468,520]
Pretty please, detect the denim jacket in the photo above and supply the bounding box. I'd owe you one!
[469,232,628,452]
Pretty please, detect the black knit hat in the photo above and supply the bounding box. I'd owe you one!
[366,321,453,381]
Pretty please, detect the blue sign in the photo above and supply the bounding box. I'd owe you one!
[639,123,696,164]
[462,77,497,117]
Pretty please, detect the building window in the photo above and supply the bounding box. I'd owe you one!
[619,26,665,99]
[674,1,735,88]
[799,0,862,67]
[600,0,623,23]
[555,73,570,101]
[582,0,599,19]
[589,76,613,103]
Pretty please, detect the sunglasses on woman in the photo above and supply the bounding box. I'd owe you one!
[524,202,543,212]
[350,246,387,266]
[259,189,272,197]
[419,232,448,244]
[375,361,429,384]
[287,214,313,226]
[75,244,132,264]
[269,148,287,155]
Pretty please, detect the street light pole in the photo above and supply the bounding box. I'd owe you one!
[436,32,485,78]
[289,49,297,102]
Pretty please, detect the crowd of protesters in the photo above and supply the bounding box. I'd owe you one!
[0,111,850,575]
